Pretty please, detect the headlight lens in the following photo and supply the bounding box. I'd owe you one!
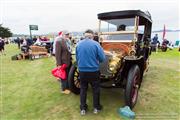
[109,60,119,73]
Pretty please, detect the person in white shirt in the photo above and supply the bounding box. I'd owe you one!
[34,37,42,46]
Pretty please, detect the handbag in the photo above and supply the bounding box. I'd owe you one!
[51,64,67,80]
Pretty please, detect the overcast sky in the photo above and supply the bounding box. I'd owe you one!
[0,0,179,34]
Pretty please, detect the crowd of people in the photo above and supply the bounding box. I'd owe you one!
[13,34,78,56]
[151,34,175,52]
[54,29,105,115]
[11,36,54,56]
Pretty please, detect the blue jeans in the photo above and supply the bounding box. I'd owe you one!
[60,79,69,91]
[59,67,70,91]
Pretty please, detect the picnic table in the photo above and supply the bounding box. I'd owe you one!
[21,45,48,60]
[29,45,48,60]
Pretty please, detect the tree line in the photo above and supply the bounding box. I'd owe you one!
[0,24,13,38]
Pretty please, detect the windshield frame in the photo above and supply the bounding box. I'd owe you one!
[98,16,140,42]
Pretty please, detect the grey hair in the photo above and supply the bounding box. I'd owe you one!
[84,33,93,39]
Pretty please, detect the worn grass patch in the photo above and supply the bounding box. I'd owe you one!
[1,44,180,120]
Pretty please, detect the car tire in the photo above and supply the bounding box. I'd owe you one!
[68,64,80,94]
[125,65,140,109]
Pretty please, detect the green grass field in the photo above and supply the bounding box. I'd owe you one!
[1,44,180,120]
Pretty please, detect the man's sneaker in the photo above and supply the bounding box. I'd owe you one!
[80,110,86,115]
[93,108,101,114]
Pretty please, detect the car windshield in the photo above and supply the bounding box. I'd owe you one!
[100,18,137,41]
[100,18,135,31]
[105,34,134,40]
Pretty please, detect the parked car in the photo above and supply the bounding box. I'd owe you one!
[68,10,152,109]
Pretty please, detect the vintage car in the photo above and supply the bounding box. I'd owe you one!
[68,10,152,108]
